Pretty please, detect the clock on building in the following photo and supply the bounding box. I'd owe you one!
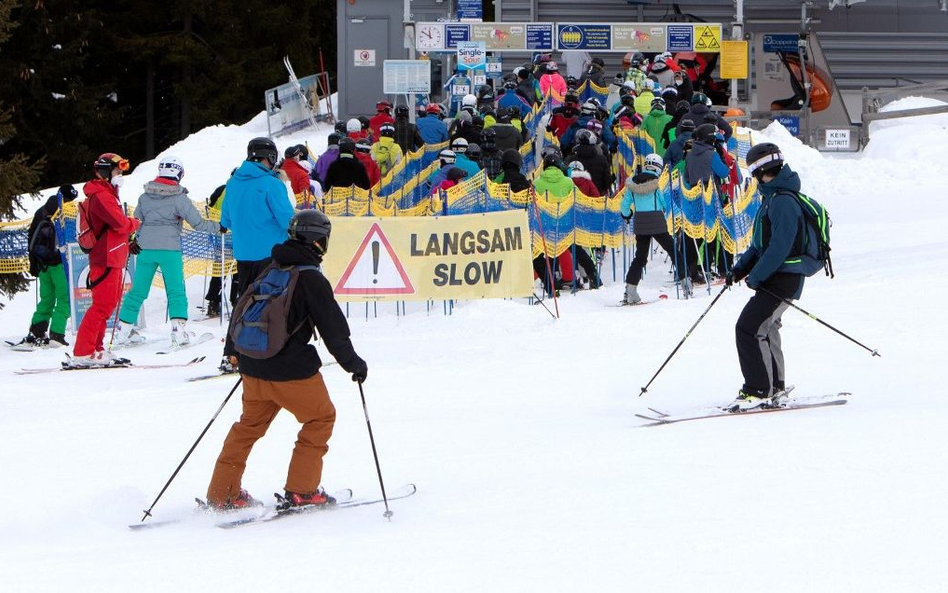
[416,24,445,50]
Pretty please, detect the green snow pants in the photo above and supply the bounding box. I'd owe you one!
[119,249,188,324]
[31,263,70,335]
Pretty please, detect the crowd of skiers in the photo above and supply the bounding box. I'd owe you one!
[16,49,742,365]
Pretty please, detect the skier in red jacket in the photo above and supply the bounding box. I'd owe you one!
[72,153,141,366]
[368,100,395,139]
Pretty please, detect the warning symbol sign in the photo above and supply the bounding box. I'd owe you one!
[334,223,415,296]
[693,25,721,52]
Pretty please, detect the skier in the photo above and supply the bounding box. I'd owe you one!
[498,79,531,119]
[567,161,600,197]
[684,123,730,188]
[203,173,238,318]
[684,93,732,142]
[218,138,295,373]
[726,143,817,411]
[449,137,482,178]
[548,90,581,139]
[369,123,404,177]
[533,154,601,290]
[354,139,382,188]
[663,118,695,169]
[490,107,524,153]
[324,138,371,191]
[619,154,676,305]
[672,67,694,104]
[206,210,368,510]
[281,145,312,198]
[345,118,367,142]
[71,153,141,366]
[416,104,449,146]
[642,97,673,155]
[368,100,394,139]
[538,60,567,100]
[314,134,341,191]
[425,148,458,191]
[479,129,504,181]
[565,129,612,196]
[493,148,531,191]
[392,105,425,154]
[580,57,608,88]
[113,156,222,347]
[16,184,78,349]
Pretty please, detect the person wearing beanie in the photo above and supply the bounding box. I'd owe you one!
[661,99,693,147]
[324,138,371,191]
[661,86,679,116]
[314,134,342,191]
[663,118,696,169]
[493,148,531,190]
[112,155,222,349]
[13,184,80,349]
[618,154,676,305]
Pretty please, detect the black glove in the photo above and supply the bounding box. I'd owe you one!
[219,224,228,234]
[350,359,368,383]
[129,238,142,255]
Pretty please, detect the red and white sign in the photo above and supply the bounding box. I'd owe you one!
[334,223,414,296]
[354,49,376,67]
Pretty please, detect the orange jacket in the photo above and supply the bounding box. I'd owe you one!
[81,179,140,268]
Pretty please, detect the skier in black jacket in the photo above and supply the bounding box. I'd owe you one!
[324,138,371,191]
[207,210,367,511]
[566,129,613,196]
[393,105,425,154]
[495,148,531,191]
[15,185,78,349]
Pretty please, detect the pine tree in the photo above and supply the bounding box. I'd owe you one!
[0,0,44,307]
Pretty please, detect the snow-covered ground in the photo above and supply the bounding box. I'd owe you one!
[2,97,947,592]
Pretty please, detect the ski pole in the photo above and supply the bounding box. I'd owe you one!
[357,381,393,521]
[640,284,728,396]
[140,377,243,522]
[758,286,881,357]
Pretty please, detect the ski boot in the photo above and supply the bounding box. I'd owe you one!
[725,389,775,413]
[207,489,262,512]
[219,355,239,374]
[113,323,146,346]
[48,332,69,348]
[280,487,336,511]
[620,283,642,306]
[170,319,193,348]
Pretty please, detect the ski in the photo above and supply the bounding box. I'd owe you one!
[6,340,65,352]
[217,483,417,530]
[156,332,216,355]
[17,356,206,375]
[130,489,355,531]
[609,297,667,308]
[636,393,850,426]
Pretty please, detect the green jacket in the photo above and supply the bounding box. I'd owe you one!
[642,109,673,156]
[532,166,575,202]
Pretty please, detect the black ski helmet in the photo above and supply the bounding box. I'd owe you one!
[288,209,332,251]
[466,143,482,160]
[678,118,696,134]
[746,142,784,181]
[501,148,522,168]
[693,123,717,144]
[334,121,348,135]
[247,137,278,165]
[285,144,308,160]
[394,105,409,118]
[691,92,712,107]
[338,137,356,154]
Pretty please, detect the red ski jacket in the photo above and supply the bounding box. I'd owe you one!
[81,179,140,268]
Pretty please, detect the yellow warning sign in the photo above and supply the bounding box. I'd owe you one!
[720,40,749,79]
[693,25,721,52]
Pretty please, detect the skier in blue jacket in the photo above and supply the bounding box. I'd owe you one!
[725,143,818,411]
[219,136,295,373]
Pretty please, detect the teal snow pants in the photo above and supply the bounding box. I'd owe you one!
[119,249,188,323]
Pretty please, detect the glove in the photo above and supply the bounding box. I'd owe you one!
[219,224,229,234]
[746,276,759,290]
[350,359,368,383]
[129,238,142,255]
[725,272,735,287]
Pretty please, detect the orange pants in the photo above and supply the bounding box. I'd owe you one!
[206,373,336,506]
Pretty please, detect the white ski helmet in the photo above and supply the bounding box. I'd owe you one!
[346,118,361,133]
[461,94,477,108]
[157,155,184,181]
[450,137,469,153]
[643,153,664,177]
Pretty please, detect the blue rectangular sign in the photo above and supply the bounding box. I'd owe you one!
[667,26,693,52]
[556,24,611,51]
[774,115,800,136]
[526,24,554,51]
[445,24,470,49]
[762,34,799,53]
[457,0,482,21]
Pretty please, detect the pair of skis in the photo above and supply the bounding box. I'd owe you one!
[636,391,850,426]
[16,356,207,375]
[130,484,417,531]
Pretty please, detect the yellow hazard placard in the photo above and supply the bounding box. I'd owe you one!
[693,24,721,52]
[321,211,536,302]
[720,40,749,79]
